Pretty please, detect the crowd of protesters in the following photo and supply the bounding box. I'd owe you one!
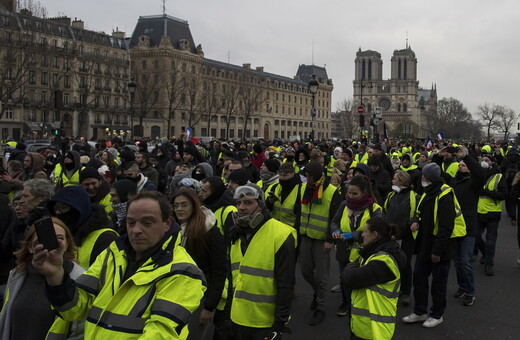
[0,133,518,339]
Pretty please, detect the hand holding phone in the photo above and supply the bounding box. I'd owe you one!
[35,218,60,251]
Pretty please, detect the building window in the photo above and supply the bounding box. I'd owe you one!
[41,92,47,104]
[41,72,48,85]
[64,93,69,105]
[28,110,36,122]
[29,70,36,84]
[42,110,48,122]
[397,103,401,112]
[52,74,59,87]
[220,129,226,139]
[5,107,13,119]
[403,103,407,112]
[142,60,147,69]
[54,111,60,121]
[404,59,408,80]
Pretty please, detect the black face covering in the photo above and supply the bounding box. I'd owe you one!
[64,162,75,170]
[55,209,79,230]
[126,175,140,183]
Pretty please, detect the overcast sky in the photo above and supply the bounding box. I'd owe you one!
[43,0,520,116]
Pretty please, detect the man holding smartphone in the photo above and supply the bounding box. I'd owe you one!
[32,191,206,339]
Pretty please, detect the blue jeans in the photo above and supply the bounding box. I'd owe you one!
[476,219,499,266]
[455,236,475,296]
[413,258,451,319]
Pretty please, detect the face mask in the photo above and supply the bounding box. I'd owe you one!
[64,162,75,170]
[392,185,402,193]
[232,209,265,229]
[260,170,276,181]
[126,175,140,183]
[55,209,79,229]
[421,181,431,188]
[481,161,490,169]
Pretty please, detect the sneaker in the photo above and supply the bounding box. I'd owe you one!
[517,256,520,265]
[309,309,326,326]
[485,265,494,276]
[331,284,342,293]
[463,295,475,306]
[310,295,317,310]
[423,316,443,328]
[453,288,465,298]
[400,294,411,306]
[402,313,428,324]
[336,302,348,316]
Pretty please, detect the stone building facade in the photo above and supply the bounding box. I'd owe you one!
[0,2,130,140]
[129,14,334,141]
[353,46,437,139]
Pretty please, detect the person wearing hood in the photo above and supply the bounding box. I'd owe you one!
[20,152,47,181]
[442,147,486,306]
[171,189,229,339]
[342,217,405,340]
[265,162,303,232]
[182,143,206,167]
[299,161,342,326]
[200,176,237,244]
[229,184,296,339]
[294,148,310,176]
[353,162,383,205]
[251,144,267,170]
[475,154,508,276]
[384,170,417,307]
[368,155,392,202]
[257,159,280,192]
[47,186,118,268]
[400,153,422,195]
[51,150,83,189]
[109,179,137,234]
[390,152,401,170]
[79,167,113,214]
[403,163,466,328]
[192,162,214,182]
[331,175,383,318]
[122,161,157,194]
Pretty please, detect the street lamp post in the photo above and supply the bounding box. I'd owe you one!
[308,74,319,141]
[127,77,136,140]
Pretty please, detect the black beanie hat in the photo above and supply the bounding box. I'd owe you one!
[304,161,323,180]
[79,167,103,183]
[263,159,280,173]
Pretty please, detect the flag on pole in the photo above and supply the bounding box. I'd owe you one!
[426,137,432,150]
[186,127,200,145]
[437,132,444,141]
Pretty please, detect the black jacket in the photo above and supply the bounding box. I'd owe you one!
[384,187,416,239]
[444,154,486,235]
[414,181,457,261]
[372,168,392,202]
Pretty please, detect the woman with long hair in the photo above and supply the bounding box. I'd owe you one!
[171,189,229,340]
[330,174,383,317]
[0,217,84,339]
[383,170,417,306]
[342,217,406,340]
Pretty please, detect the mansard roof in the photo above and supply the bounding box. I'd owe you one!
[129,14,197,53]
[296,64,329,83]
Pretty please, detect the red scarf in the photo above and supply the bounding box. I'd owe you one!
[347,194,375,211]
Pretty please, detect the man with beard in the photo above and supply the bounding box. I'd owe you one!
[47,186,118,268]
[257,159,280,192]
[200,176,237,243]
[136,152,159,187]
[229,184,296,339]
[79,167,113,214]
[265,162,302,232]
[122,161,157,193]
[52,150,83,188]
[238,151,260,183]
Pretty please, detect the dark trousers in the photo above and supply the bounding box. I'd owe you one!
[400,237,414,295]
[476,219,499,266]
[232,324,269,340]
[455,236,476,296]
[412,257,451,319]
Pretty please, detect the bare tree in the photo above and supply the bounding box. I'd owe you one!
[183,74,206,130]
[495,106,518,141]
[17,0,48,17]
[437,97,473,138]
[162,70,185,139]
[133,73,158,137]
[477,103,501,140]
[335,98,356,139]
[202,81,222,136]
[240,78,268,140]
[220,80,241,139]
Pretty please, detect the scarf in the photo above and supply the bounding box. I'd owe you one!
[346,194,375,212]
[301,177,324,205]
[113,202,127,227]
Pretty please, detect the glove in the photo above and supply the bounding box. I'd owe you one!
[341,232,353,240]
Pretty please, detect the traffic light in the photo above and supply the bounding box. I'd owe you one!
[359,114,365,128]
[52,129,59,135]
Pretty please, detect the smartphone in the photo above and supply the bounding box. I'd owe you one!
[35,218,60,251]
[447,146,459,154]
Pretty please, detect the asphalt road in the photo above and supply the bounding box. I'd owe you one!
[285,213,520,339]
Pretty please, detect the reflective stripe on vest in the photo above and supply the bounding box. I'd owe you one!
[269,182,302,227]
[214,205,237,236]
[339,203,382,262]
[77,228,118,268]
[477,173,503,214]
[415,184,466,239]
[326,158,335,177]
[300,183,338,240]
[99,193,113,214]
[350,251,400,340]
[230,219,296,328]
[355,153,368,164]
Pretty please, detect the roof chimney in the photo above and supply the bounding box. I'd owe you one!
[72,18,84,29]
[242,63,251,69]
[112,28,126,39]
[256,66,264,72]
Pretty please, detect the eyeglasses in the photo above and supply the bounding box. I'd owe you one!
[233,185,260,200]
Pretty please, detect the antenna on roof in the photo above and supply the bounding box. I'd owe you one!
[162,0,167,15]
[406,31,409,49]
[312,39,315,65]
[228,51,230,63]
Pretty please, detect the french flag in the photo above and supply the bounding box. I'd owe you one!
[437,133,444,141]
